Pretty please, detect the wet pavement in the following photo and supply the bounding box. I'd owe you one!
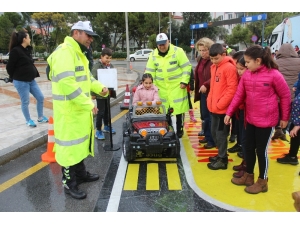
[0,60,139,166]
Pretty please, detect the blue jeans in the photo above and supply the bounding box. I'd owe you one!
[13,79,44,122]
[200,93,215,145]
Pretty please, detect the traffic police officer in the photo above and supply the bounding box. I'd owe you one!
[145,33,192,138]
[47,21,108,200]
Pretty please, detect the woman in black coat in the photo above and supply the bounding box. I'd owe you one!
[6,31,48,127]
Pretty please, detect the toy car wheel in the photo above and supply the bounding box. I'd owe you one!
[122,136,134,161]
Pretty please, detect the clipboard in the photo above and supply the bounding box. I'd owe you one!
[97,68,118,91]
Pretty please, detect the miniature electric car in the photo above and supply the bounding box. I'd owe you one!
[122,101,180,162]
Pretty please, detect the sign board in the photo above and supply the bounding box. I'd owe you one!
[242,14,267,23]
[190,23,208,30]
[190,44,194,48]
[191,39,194,45]
[97,68,118,91]
[251,35,258,42]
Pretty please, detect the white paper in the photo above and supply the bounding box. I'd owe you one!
[97,68,118,90]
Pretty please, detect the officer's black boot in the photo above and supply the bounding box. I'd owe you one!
[64,185,87,199]
[76,172,99,185]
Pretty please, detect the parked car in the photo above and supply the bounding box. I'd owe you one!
[128,49,153,62]
[0,53,9,64]
[0,53,38,64]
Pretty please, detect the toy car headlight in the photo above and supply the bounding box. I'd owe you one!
[139,129,148,137]
[146,101,152,106]
[159,128,167,136]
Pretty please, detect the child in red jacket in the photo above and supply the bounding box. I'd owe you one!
[206,43,238,170]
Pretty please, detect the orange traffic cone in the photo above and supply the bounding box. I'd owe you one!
[130,62,133,70]
[41,116,56,163]
[120,84,131,110]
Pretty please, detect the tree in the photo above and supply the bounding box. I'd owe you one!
[225,24,251,47]
[0,12,25,52]
[31,12,66,53]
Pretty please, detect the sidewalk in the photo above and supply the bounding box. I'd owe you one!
[0,62,139,166]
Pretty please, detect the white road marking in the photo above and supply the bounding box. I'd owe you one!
[106,154,128,212]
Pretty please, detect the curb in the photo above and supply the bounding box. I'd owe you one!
[0,70,140,166]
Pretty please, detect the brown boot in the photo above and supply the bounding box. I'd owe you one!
[233,160,245,171]
[245,178,268,194]
[292,191,300,212]
[233,169,245,178]
[272,128,288,141]
[231,172,254,186]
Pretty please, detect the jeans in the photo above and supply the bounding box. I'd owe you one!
[200,93,215,145]
[13,79,44,122]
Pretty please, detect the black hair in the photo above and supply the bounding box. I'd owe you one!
[8,31,28,52]
[244,45,278,69]
[209,43,226,57]
[101,48,112,57]
[140,73,153,84]
[232,51,245,61]
[237,56,246,67]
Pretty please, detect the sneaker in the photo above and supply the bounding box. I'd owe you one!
[37,116,48,123]
[277,154,299,165]
[198,130,204,136]
[229,134,237,143]
[199,138,208,143]
[204,143,216,149]
[237,151,243,158]
[103,125,116,134]
[177,130,184,138]
[95,130,105,140]
[228,143,242,153]
[26,119,36,127]
[207,157,228,170]
[209,154,219,162]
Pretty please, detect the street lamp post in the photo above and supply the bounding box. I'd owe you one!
[167,21,172,44]
[174,38,178,46]
[158,12,160,33]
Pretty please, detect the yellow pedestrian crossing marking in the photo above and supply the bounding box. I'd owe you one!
[123,164,140,190]
[146,163,159,190]
[166,163,182,190]
[123,162,182,191]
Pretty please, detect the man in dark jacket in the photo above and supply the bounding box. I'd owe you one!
[273,43,300,142]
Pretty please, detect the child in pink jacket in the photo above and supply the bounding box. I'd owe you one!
[132,73,160,106]
[224,45,291,194]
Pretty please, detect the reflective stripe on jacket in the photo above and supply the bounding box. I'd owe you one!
[47,36,107,167]
[145,44,191,115]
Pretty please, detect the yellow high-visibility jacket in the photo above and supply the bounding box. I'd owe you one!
[47,36,107,167]
[145,44,191,115]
